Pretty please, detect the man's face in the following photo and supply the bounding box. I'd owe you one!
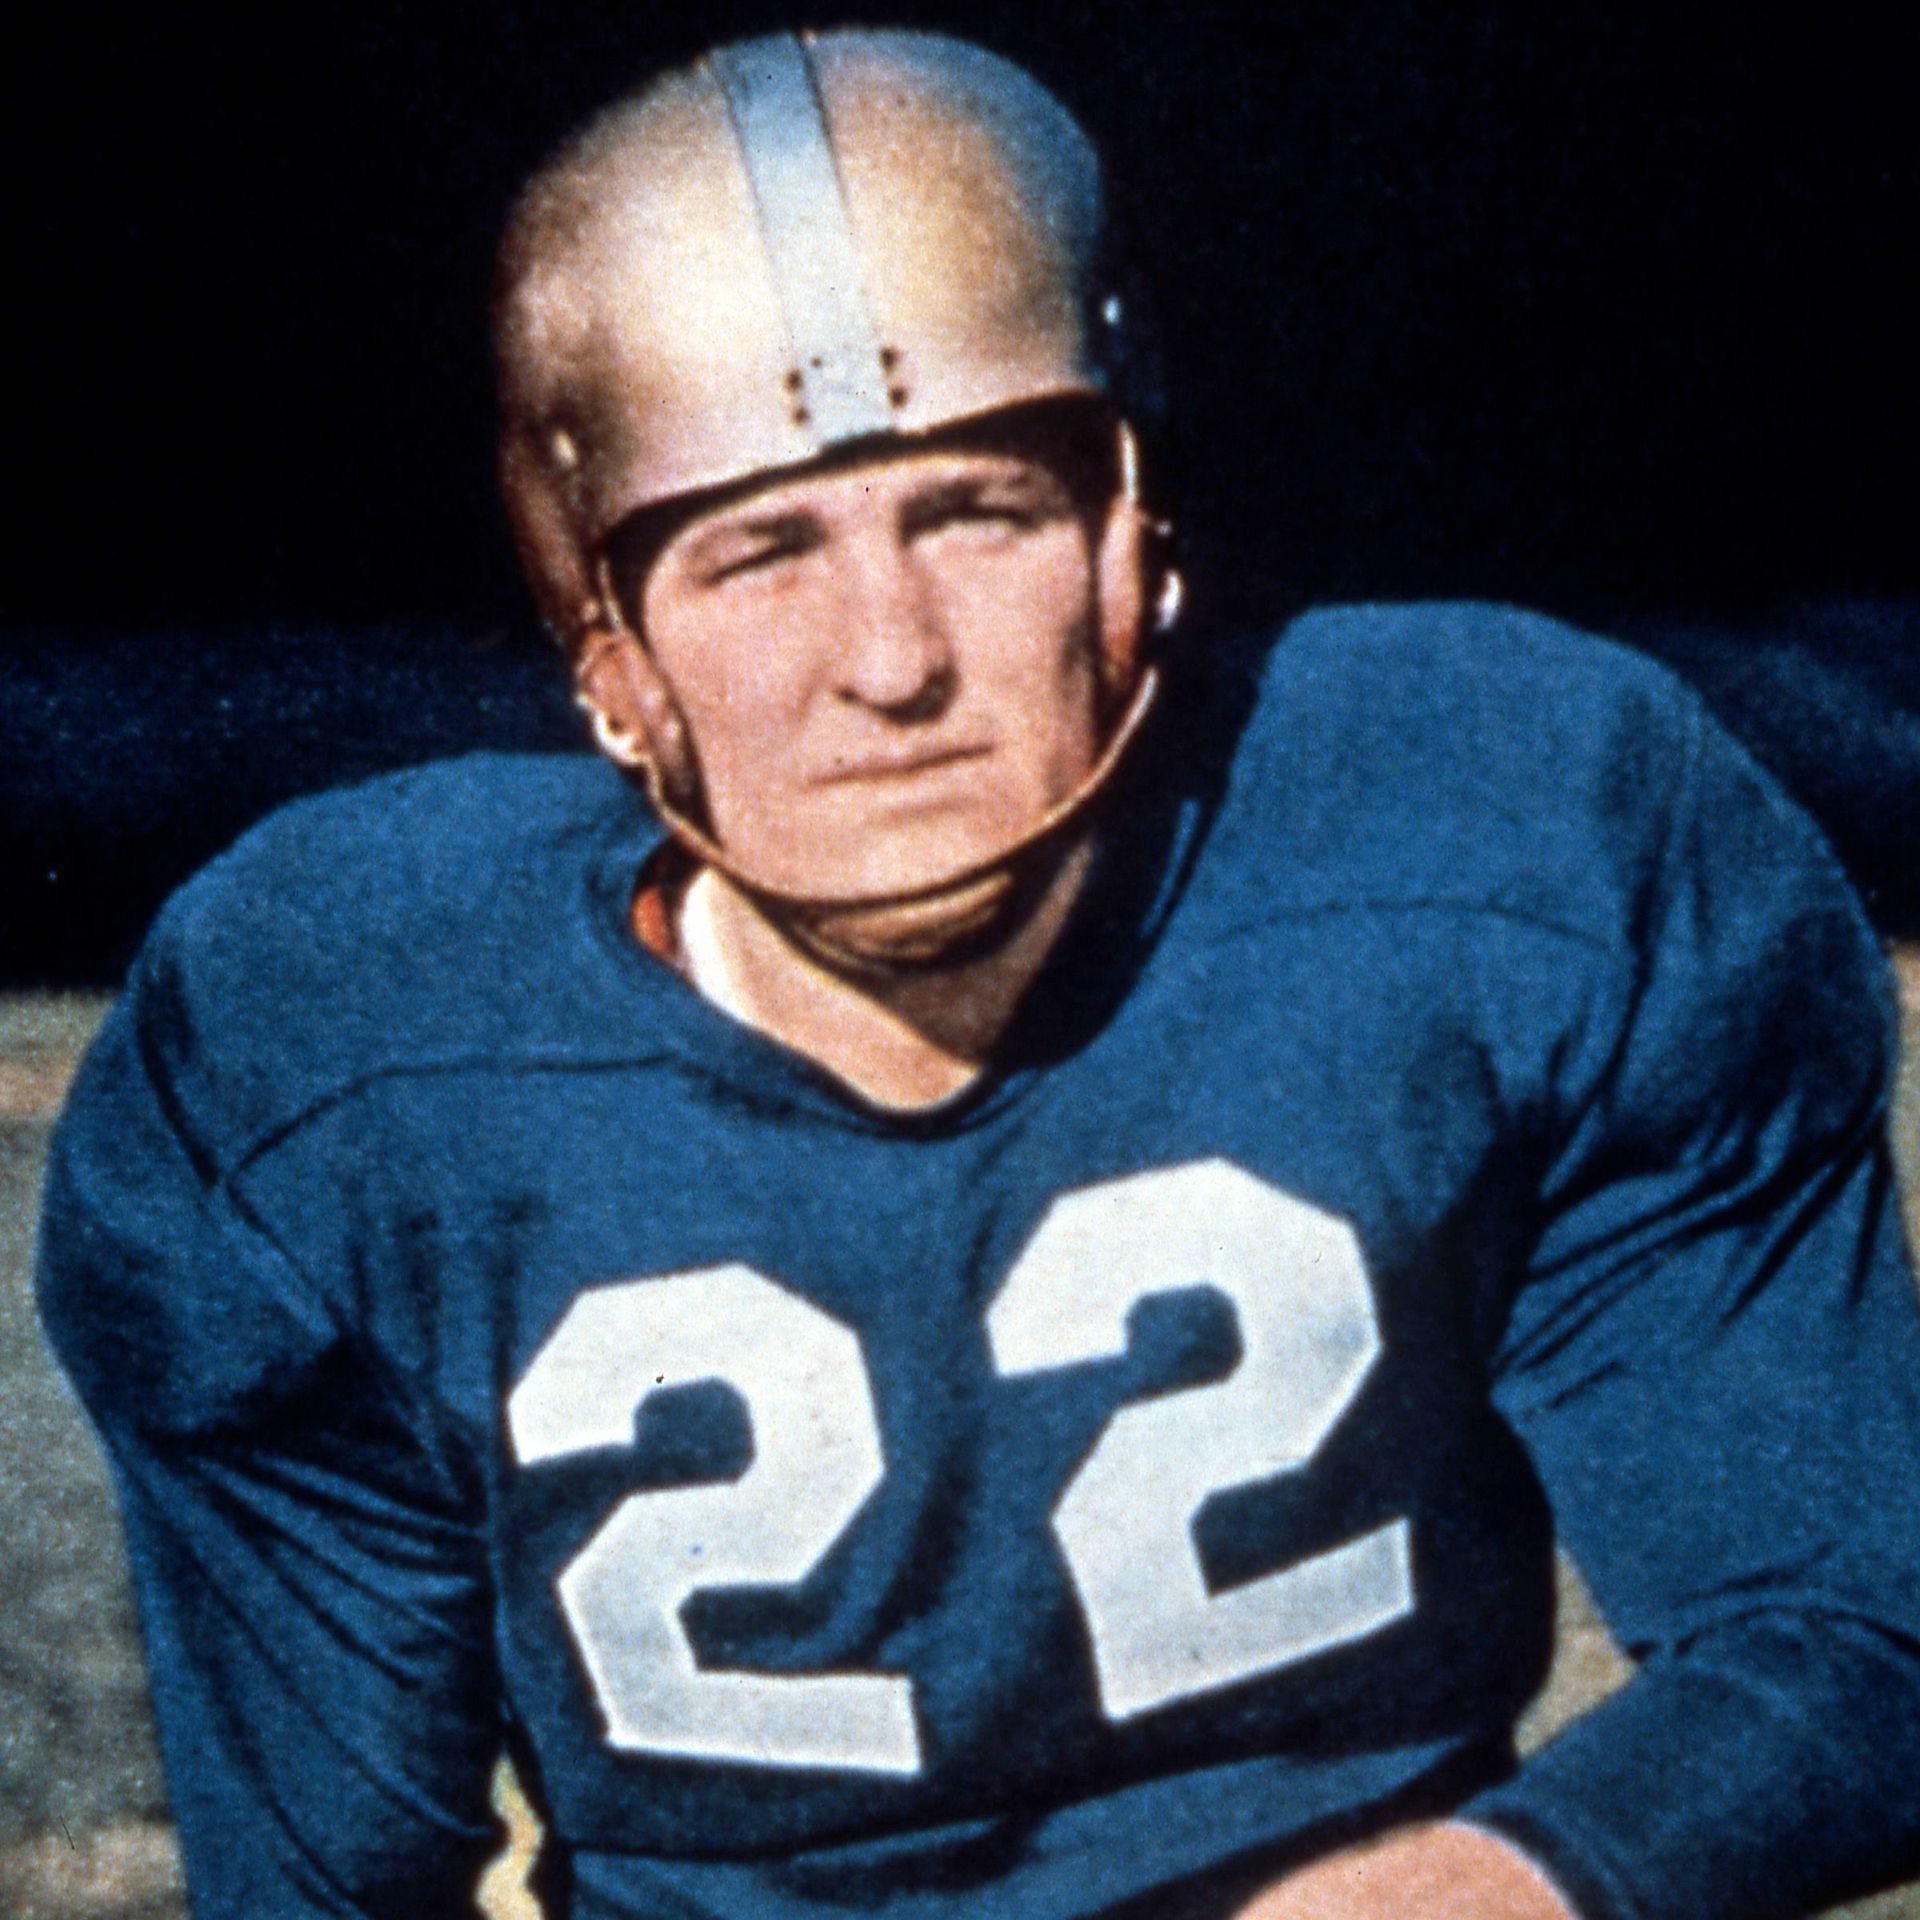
[620,434,1118,903]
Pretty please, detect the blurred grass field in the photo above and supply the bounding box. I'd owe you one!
[5,966,1919,1920]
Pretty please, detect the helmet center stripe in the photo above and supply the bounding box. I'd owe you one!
[710,35,893,447]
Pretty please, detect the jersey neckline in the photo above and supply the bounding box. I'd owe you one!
[570,755,1209,1138]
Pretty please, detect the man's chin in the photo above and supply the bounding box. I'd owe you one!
[778,868,1029,974]
[710,812,1082,975]
[729,819,1038,911]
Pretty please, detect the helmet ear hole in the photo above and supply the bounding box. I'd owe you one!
[1153,562,1186,634]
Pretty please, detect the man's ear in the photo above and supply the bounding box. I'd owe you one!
[573,626,700,806]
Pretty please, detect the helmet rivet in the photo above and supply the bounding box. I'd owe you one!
[549,428,580,473]
[887,386,909,408]
[792,405,812,427]
[784,369,804,392]
[1102,294,1123,327]
[879,346,900,370]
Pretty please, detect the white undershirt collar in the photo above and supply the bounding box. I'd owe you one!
[676,866,982,1115]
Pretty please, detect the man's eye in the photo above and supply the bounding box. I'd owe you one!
[702,540,806,586]
[915,495,1048,539]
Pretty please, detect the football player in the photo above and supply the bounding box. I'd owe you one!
[39,27,1920,1920]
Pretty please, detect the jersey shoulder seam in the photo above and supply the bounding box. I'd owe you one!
[1195,893,1620,962]
[220,1046,698,1186]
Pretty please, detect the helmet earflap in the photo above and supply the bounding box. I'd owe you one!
[1092,420,1181,711]
[572,624,702,810]
[500,423,604,648]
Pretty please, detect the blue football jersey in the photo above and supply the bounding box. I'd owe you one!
[39,605,1920,1920]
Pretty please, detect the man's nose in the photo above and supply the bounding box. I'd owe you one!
[831,538,956,721]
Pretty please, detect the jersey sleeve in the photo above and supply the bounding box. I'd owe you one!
[1462,689,1920,1919]
[36,940,502,1920]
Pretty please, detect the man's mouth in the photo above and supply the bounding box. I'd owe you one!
[815,742,994,786]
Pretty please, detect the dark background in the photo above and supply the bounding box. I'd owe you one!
[7,0,1918,981]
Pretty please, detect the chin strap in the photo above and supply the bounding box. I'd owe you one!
[629,665,1160,971]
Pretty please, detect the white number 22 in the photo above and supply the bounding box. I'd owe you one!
[509,1160,1413,1774]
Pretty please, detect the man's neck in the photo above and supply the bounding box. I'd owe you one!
[674,843,1094,1112]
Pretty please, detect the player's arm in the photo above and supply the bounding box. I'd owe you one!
[1234,1820,1576,1919]
[1446,689,1920,1920]
[37,960,501,1920]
